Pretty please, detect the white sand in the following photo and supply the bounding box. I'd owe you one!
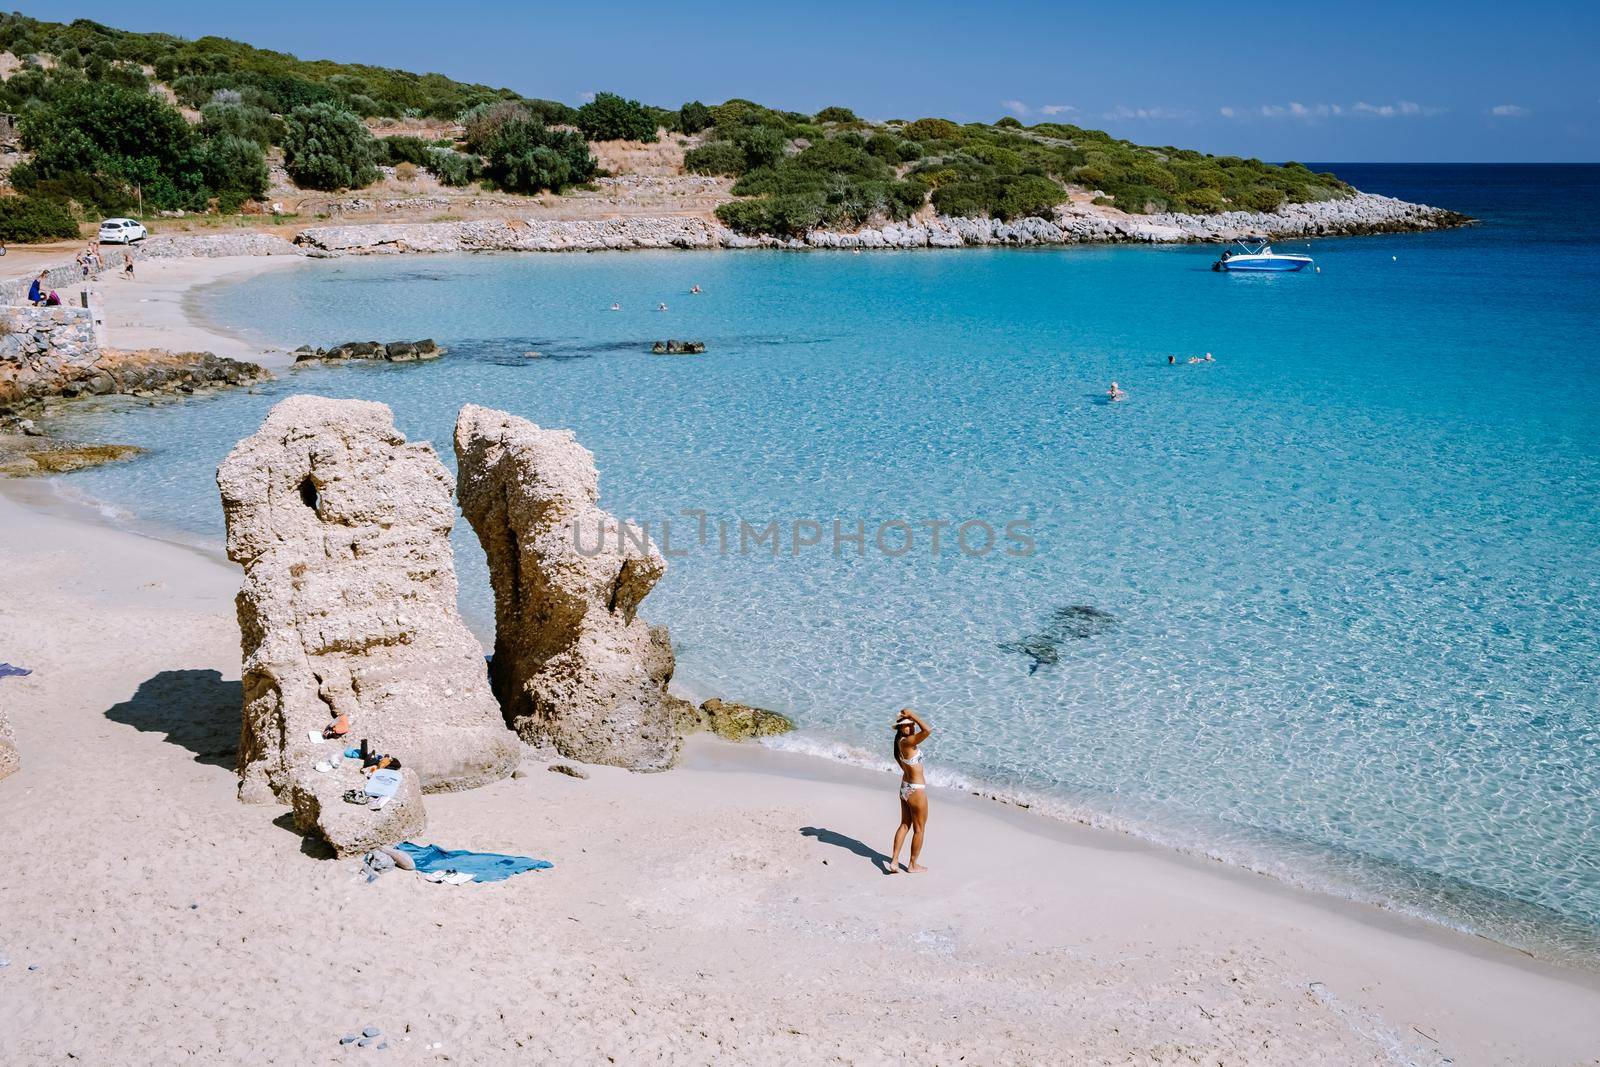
[2,482,1599,1065]
[92,254,307,365]
[3,255,1598,1063]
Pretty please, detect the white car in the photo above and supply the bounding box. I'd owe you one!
[98,218,148,244]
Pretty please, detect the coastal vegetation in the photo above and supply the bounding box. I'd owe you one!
[0,12,1352,241]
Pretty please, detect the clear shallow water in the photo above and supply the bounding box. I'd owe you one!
[59,166,1600,962]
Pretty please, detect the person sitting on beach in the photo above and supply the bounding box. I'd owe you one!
[123,252,135,280]
[27,271,46,305]
[43,289,61,306]
[888,708,932,874]
[1108,381,1127,401]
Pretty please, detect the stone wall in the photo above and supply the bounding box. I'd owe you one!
[0,305,100,407]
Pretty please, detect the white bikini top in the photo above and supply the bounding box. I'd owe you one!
[900,746,923,766]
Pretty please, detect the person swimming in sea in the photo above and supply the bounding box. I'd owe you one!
[1108,381,1127,401]
[1168,355,1175,365]
[657,302,668,312]
[690,284,701,294]
[610,302,621,311]
[888,709,932,874]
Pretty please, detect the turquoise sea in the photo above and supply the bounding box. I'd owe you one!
[57,165,1600,962]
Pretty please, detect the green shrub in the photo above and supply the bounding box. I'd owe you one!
[684,140,745,176]
[995,116,1023,129]
[282,103,378,190]
[815,106,857,123]
[733,125,787,170]
[576,92,657,143]
[199,133,269,201]
[902,118,959,142]
[423,147,481,187]
[461,100,532,154]
[677,100,713,134]
[480,118,595,193]
[375,134,432,166]
[199,101,282,147]
[0,195,79,241]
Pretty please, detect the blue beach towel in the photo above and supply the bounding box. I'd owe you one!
[0,663,32,679]
[395,842,552,883]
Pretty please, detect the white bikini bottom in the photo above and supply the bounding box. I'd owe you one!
[899,781,926,801]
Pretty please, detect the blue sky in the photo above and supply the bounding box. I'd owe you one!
[26,0,1599,161]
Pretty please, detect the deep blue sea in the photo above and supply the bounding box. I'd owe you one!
[57,165,1600,962]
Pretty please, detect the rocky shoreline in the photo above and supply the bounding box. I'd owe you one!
[291,191,1470,255]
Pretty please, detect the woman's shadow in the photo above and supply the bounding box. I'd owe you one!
[799,826,895,875]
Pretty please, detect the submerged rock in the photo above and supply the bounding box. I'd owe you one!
[454,404,682,770]
[0,437,145,476]
[999,604,1119,672]
[693,698,795,741]
[218,395,520,805]
[290,764,425,858]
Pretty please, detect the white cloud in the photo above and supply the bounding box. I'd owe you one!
[1225,100,1441,121]
[1040,104,1075,115]
[1351,100,1444,118]
[1101,105,1190,121]
[1000,99,1029,116]
[1488,103,1531,117]
[578,91,596,103]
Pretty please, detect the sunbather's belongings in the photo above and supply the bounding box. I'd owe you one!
[0,663,32,679]
[343,788,370,805]
[395,842,552,884]
[323,714,350,739]
[365,769,403,800]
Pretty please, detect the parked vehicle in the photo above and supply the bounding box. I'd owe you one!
[98,218,148,244]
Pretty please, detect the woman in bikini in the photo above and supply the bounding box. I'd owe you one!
[888,708,931,874]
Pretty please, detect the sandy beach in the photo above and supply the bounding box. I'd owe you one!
[2,253,1599,1064]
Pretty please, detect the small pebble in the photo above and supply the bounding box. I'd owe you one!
[362,1027,381,1038]
[189,903,199,910]
[27,964,39,972]
[358,1038,372,1047]
[340,1035,357,1045]
[377,1043,388,1050]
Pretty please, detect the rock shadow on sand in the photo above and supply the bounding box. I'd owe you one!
[104,668,240,769]
[800,826,894,874]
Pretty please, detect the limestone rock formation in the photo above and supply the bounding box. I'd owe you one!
[0,706,18,782]
[453,404,681,770]
[218,395,520,804]
[291,765,425,857]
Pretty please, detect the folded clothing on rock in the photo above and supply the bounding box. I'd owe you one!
[395,842,552,884]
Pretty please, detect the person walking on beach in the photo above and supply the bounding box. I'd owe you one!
[123,250,135,280]
[888,708,932,874]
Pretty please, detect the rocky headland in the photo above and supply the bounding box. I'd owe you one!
[292,191,1468,256]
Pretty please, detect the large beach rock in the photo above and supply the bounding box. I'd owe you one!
[290,765,425,857]
[453,404,681,770]
[218,395,520,804]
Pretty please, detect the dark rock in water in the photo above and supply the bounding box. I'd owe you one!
[1048,605,1118,640]
[650,339,705,354]
[999,604,1119,672]
[304,339,443,363]
[997,634,1060,674]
